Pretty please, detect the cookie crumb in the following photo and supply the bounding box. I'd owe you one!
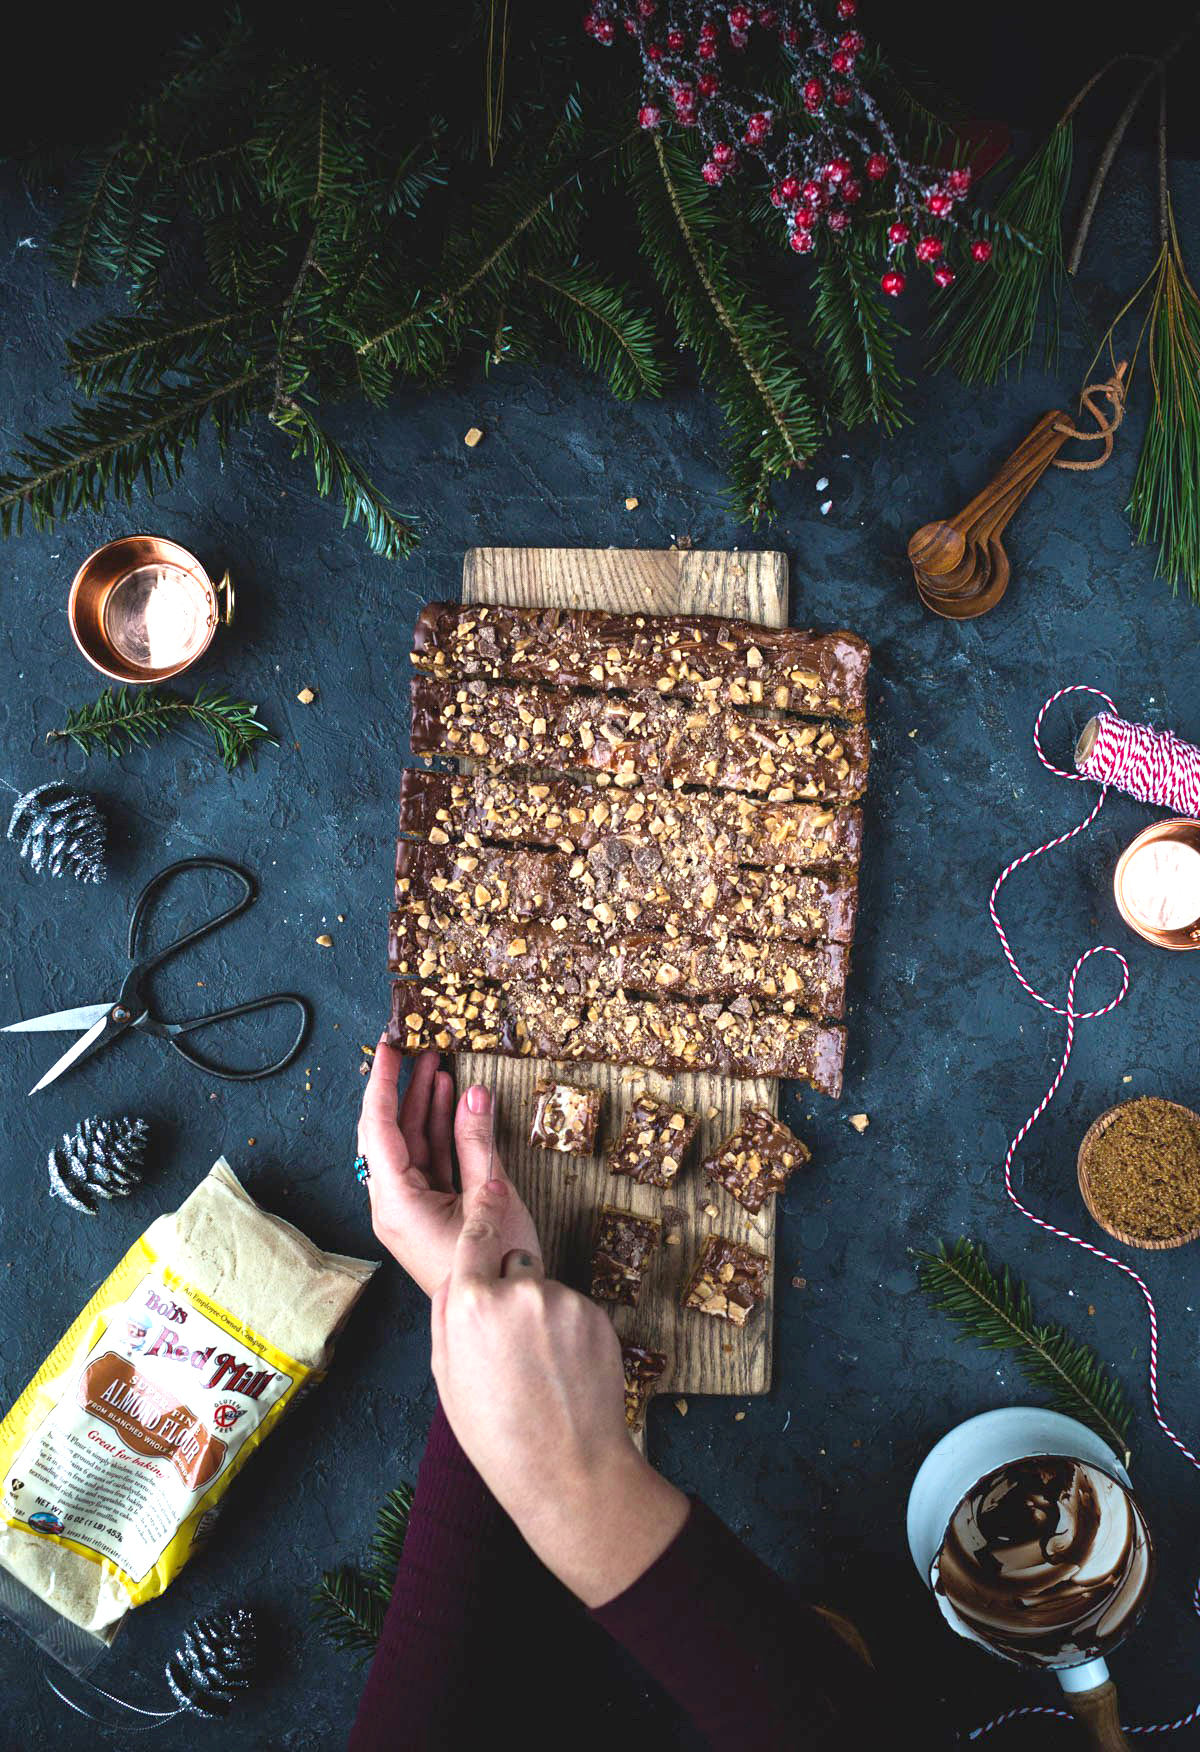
[848,1113,869,1133]
[464,426,484,448]
[296,687,316,705]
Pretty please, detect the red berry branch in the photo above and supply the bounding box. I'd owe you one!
[584,0,994,295]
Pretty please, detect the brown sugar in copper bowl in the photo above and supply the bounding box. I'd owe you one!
[1078,1098,1200,1251]
[68,534,233,683]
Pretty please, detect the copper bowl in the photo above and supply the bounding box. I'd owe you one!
[68,535,233,684]
[1078,1098,1200,1250]
[1113,819,1200,951]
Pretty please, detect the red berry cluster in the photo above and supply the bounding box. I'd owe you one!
[584,1,994,296]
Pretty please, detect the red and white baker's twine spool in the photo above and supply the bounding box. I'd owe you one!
[970,685,1200,1740]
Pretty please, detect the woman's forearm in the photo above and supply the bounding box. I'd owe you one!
[508,1440,690,1609]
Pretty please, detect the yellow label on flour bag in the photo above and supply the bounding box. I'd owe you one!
[0,1159,376,1652]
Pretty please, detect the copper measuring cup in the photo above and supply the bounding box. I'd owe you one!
[68,535,234,684]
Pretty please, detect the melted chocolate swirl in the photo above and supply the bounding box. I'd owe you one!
[932,1455,1154,1667]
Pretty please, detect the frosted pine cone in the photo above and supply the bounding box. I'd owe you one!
[8,783,107,883]
[165,1608,257,1719]
[48,1116,149,1215]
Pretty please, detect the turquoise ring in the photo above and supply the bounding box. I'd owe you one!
[354,1154,370,1185]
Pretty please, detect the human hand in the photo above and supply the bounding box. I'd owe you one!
[431,1178,689,1607]
[357,1042,539,1296]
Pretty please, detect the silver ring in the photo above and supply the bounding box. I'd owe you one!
[354,1154,370,1185]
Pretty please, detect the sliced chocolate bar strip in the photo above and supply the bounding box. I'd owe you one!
[387,980,846,1095]
[397,768,863,871]
[590,1207,661,1307]
[621,1343,668,1430]
[682,1236,770,1326]
[702,1107,811,1214]
[411,601,870,722]
[410,677,869,803]
[389,912,850,1019]
[394,838,858,946]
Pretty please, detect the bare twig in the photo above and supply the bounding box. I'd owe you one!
[1066,22,1196,273]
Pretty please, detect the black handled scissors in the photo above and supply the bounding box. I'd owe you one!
[3,857,310,1094]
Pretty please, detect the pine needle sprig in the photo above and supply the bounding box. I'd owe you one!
[629,132,820,524]
[529,265,666,400]
[273,400,419,559]
[1125,206,1200,597]
[66,304,271,395]
[0,370,271,537]
[47,686,276,772]
[915,1238,1133,1464]
[928,121,1073,384]
[811,241,909,434]
[314,1483,413,1659]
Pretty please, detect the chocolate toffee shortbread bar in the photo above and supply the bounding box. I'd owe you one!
[388,981,846,1093]
[590,1208,661,1307]
[411,602,870,722]
[621,1344,669,1431]
[410,677,869,803]
[528,1079,602,1155]
[394,839,859,946]
[389,913,849,1019]
[608,1094,699,1189]
[682,1236,771,1326]
[703,1108,811,1213]
[397,770,864,872]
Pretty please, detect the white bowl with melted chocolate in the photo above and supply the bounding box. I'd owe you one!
[908,1409,1155,1745]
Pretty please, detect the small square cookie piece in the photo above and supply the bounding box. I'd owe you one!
[529,1078,603,1155]
[703,1107,810,1213]
[621,1343,668,1432]
[609,1094,699,1189]
[590,1207,662,1307]
[682,1235,770,1326]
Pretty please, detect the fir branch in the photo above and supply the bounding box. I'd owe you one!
[0,369,270,537]
[351,154,587,374]
[529,265,665,400]
[273,400,419,559]
[915,1239,1133,1464]
[314,1484,413,1660]
[811,243,908,434]
[928,122,1073,384]
[629,133,820,523]
[312,1569,389,1658]
[47,686,276,772]
[66,305,270,395]
[250,68,368,230]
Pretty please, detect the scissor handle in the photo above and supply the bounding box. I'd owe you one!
[160,993,310,1081]
[124,857,256,987]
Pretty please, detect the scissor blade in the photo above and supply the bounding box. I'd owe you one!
[29,1015,113,1095]
[2,1003,111,1034]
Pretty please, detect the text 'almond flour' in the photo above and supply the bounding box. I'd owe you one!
[0,1159,376,1669]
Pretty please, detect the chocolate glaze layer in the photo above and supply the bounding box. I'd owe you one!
[932,1455,1154,1668]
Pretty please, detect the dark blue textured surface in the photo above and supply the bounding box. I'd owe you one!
[2,136,1200,1749]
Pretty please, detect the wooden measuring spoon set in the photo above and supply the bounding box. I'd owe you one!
[908,367,1127,620]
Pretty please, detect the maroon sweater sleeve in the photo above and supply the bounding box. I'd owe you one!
[348,1399,518,1750]
[592,1496,880,1745]
[350,1401,877,1749]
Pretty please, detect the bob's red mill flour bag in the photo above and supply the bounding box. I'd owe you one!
[0,1158,376,1669]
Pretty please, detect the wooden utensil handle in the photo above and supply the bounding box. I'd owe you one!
[1066,1680,1129,1750]
[971,426,1072,544]
[949,410,1066,533]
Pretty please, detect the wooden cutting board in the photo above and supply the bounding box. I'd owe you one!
[457,546,788,1405]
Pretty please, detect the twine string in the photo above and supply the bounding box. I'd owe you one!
[967,685,1200,1740]
[1050,366,1128,472]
